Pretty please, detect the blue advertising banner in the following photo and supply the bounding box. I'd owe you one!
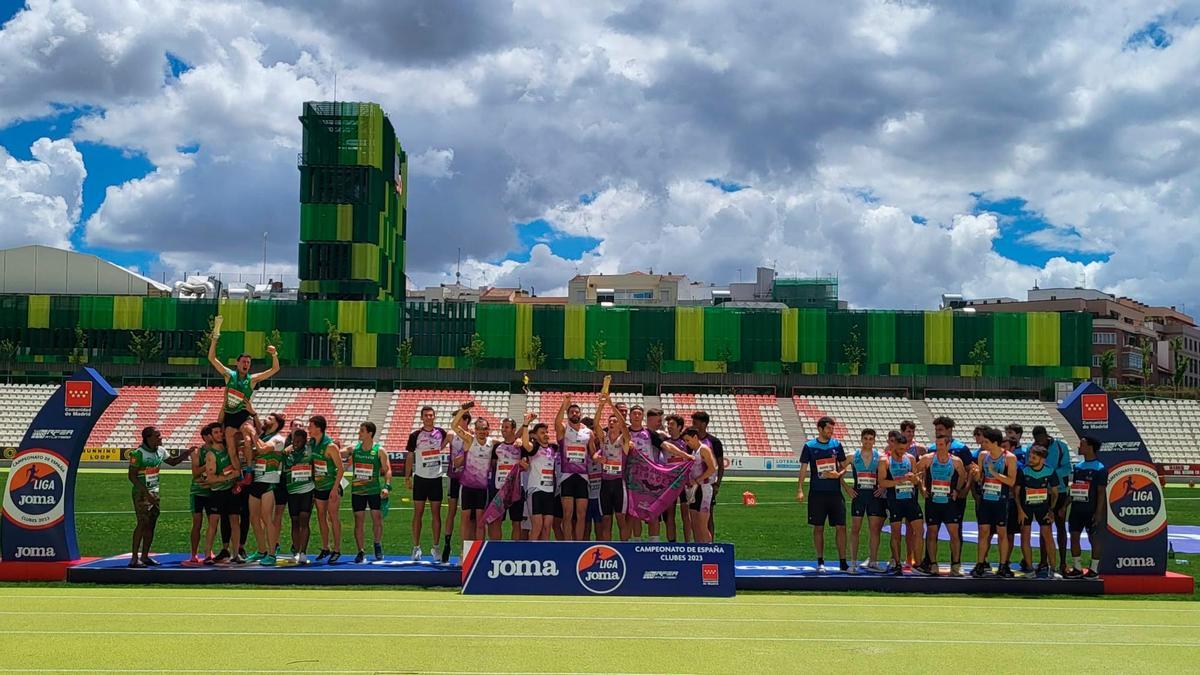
[2,369,118,562]
[1058,382,1167,575]
[460,541,735,597]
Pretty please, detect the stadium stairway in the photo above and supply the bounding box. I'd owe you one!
[776,398,807,451]
[509,393,526,424]
[643,395,662,413]
[368,392,392,430]
[1047,403,1081,450]
[910,400,934,438]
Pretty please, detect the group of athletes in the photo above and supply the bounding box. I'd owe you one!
[126,329,728,567]
[796,416,1108,579]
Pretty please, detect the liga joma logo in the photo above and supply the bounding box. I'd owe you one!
[1107,462,1166,541]
[576,545,626,594]
[2,449,68,530]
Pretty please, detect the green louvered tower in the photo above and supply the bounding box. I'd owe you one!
[298,101,406,301]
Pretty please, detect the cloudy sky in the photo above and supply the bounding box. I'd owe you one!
[1,0,1198,310]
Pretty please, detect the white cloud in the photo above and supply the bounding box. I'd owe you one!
[0,137,85,249]
[2,0,1199,311]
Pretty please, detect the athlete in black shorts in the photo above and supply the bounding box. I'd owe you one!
[797,416,849,573]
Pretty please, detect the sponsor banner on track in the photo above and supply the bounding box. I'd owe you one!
[460,541,735,597]
[80,448,125,462]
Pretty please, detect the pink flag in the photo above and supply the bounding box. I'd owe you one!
[624,446,693,521]
[483,465,524,525]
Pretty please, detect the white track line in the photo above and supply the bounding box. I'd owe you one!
[0,610,1191,629]
[2,594,1195,612]
[2,630,1199,648]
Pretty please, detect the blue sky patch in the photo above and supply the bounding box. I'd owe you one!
[578,191,597,204]
[0,0,24,27]
[911,214,927,224]
[165,52,192,79]
[1125,20,1172,50]
[501,218,601,263]
[844,187,880,204]
[705,177,748,192]
[973,194,1110,266]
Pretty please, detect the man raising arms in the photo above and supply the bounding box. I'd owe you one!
[555,395,594,540]
[207,324,280,474]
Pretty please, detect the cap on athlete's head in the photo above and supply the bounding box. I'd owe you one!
[932,416,955,431]
[899,420,916,433]
[309,415,327,433]
[861,428,876,439]
[1032,425,1049,441]
[817,416,835,431]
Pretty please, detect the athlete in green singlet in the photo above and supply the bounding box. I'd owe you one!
[184,423,221,567]
[128,426,193,568]
[308,415,344,564]
[207,320,280,473]
[350,421,392,563]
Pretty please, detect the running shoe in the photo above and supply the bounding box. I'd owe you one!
[259,554,276,567]
[1050,570,1063,580]
[230,554,247,566]
[127,560,146,569]
[431,546,441,563]
[866,561,888,574]
[970,563,988,578]
[328,551,342,565]
[374,543,383,561]
[202,556,216,566]
[246,551,265,563]
[949,563,964,577]
[411,546,423,562]
[316,549,330,561]
[912,562,936,577]
[297,552,309,566]
[1082,568,1099,579]
[1018,561,1033,575]
[354,551,366,564]
[142,556,161,567]
[213,549,231,564]
[889,563,903,577]
[815,563,827,574]
[846,564,860,575]
[182,556,203,568]
[1064,568,1084,579]
[997,564,1015,579]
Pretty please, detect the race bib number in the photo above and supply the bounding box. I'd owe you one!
[857,474,876,490]
[495,462,515,488]
[983,478,1002,500]
[896,482,914,500]
[539,468,555,490]
[1070,480,1090,502]
[290,466,311,482]
[604,459,622,476]
[354,462,373,482]
[815,457,836,475]
[254,459,267,478]
[931,479,951,500]
[314,463,328,478]
[421,449,440,468]
[566,444,586,466]
[144,467,160,490]
[1026,487,1048,505]
[225,389,245,408]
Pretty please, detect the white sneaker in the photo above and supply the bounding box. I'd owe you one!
[431,546,441,562]
[297,552,308,566]
[847,565,859,575]
[857,559,869,569]
[950,563,964,577]
[866,561,888,573]
[816,563,827,574]
[1051,571,1063,580]
[411,546,423,562]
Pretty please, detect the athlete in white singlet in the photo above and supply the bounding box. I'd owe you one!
[555,395,595,540]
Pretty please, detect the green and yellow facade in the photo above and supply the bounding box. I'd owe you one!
[0,296,1091,380]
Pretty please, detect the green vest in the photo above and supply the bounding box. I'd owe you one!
[254,433,284,484]
[130,445,164,496]
[190,445,212,496]
[223,370,253,414]
[309,435,338,490]
[351,442,384,495]
[209,447,235,492]
[284,445,315,495]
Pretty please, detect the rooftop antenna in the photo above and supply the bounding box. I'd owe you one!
[456,247,462,286]
[261,231,267,284]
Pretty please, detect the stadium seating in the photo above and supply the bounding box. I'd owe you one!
[525,391,645,443]
[379,390,511,448]
[0,384,57,447]
[925,398,1073,458]
[793,396,926,452]
[1116,398,1200,464]
[660,393,792,457]
[251,387,375,447]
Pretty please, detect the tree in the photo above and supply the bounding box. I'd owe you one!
[1171,337,1189,392]
[716,343,736,394]
[842,326,866,375]
[397,338,414,369]
[0,338,19,383]
[325,319,346,369]
[67,324,88,366]
[589,332,608,373]
[1140,337,1155,388]
[968,337,990,378]
[128,330,161,384]
[462,333,486,388]
[1099,348,1116,387]
[267,329,284,357]
[525,335,547,371]
[647,340,665,391]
